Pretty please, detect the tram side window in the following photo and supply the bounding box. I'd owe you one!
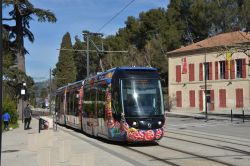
[69,92,74,115]
[60,95,64,113]
[55,95,59,112]
[83,87,90,116]
[97,86,105,118]
[74,90,79,116]
[90,88,97,117]
[66,92,70,114]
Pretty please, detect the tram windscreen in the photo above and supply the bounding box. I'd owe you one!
[121,79,164,117]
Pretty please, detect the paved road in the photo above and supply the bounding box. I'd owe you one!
[166,116,250,139]
[2,116,250,166]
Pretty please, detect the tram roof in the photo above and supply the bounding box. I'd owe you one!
[86,66,157,80]
[56,67,157,91]
[98,66,157,76]
[56,80,83,92]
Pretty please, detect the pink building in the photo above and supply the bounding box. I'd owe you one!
[167,31,250,113]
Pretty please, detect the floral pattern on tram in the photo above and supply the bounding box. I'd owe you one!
[108,120,164,141]
[126,127,163,141]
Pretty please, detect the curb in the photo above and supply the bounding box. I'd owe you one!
[165,112,250,120]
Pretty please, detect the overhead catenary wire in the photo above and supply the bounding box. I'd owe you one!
[96,0,136,33]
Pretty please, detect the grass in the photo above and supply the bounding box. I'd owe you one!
[9,123,19,129]
[2,122,19,131]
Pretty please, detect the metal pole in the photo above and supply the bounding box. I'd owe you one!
[55,112,57,131]
[242,109,245,123]
[39,118,41,133]
[231,109,233,122]
[204,48,208,121]
[49,68,52,113]
[21,98,23,123]
[86,34,90,77]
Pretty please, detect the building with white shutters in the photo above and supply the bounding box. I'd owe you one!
[167,31,250,113]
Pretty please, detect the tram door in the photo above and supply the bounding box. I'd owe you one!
[203,90,214,112]
[205,90,211,112]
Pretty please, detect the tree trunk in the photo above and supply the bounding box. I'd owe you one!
[15,5,26,119]
[15,5,26,72]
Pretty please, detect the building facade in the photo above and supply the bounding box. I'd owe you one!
[167,31,250,112]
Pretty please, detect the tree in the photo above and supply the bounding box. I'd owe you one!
[3,0,57,72]
[53,32,77,87]
[73,36,87,81]
[40,87,48,99]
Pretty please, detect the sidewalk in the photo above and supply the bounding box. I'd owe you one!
[2,117,138,166]
[2,118,89,166]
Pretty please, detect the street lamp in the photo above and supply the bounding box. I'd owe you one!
[20,81,26,123]
[197,44,208,121]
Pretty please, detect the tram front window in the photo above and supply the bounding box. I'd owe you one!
[121,79,164,117]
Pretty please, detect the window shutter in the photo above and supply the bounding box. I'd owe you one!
[209,62,212,80]
[236,89,239,108]
[230,60,235,79]
[215,61,218,80]
[241,89,244,107]
[225,60,228,79]
[176,65,181,82]
[210,90,214,111]
[219,89,226,107]
[199,90,203,111]
[242,59,246,78]
[176,91,182,107]
[236,89,244,108]
[189,64,194,81]
[189,90,195,107]
[199,63,203,81]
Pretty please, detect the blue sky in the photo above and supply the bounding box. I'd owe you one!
[4,0,169,82]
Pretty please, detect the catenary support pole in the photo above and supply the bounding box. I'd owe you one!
[231,109,233,122]
[242,109,245,123]
[49,68,52,113]
[86,34,90,77]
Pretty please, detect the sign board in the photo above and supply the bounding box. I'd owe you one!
[21,89,26,95]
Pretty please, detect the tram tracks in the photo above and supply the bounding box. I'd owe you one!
[58,125,248,166]
[166,130,250,147]
[164,136,250,155]
[166,129,250,147]
[157,144,236,166]
[124,143,238,166]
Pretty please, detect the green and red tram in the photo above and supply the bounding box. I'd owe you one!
[55,67,165,142]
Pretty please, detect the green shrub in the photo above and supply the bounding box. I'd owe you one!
[3,95,18,124]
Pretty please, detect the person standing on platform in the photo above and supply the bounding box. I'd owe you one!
[2,112,11,131]
[24,104,32,129]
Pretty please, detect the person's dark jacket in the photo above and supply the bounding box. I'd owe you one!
[24,106,32,118]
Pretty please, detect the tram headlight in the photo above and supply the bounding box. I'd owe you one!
[132,121,137,126]
[158,121,162,126]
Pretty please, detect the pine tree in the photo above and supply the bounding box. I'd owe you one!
[73,36,87,81]
[3,0,57,72]
[53,32,76,87]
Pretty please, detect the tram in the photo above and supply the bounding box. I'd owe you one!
[55,67,165,142]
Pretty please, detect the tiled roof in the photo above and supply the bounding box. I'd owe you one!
[167,31,250,55]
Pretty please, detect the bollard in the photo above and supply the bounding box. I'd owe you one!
[55,112,58,131]
[56,117,57,131]
[242,109,245,123]
[230,109,232,122]
[39,118,41,133]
